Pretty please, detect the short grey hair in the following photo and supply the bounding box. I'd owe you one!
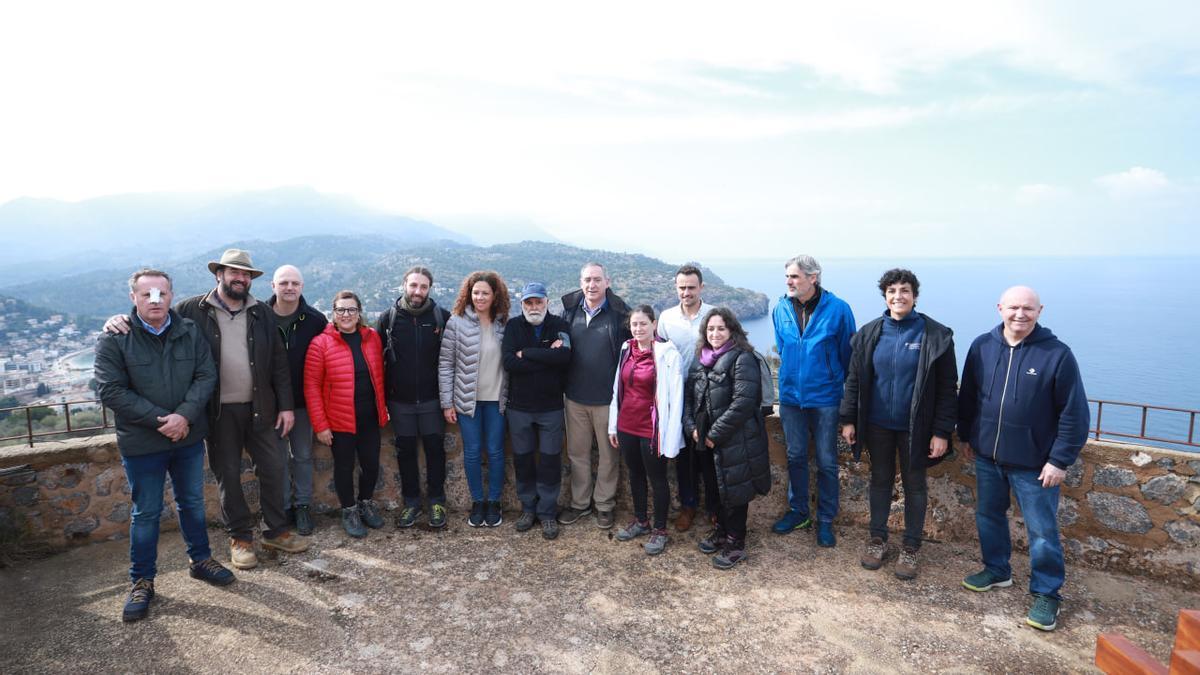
[580,261,608,279]
[784,255,822,284]
[128,268,173,292]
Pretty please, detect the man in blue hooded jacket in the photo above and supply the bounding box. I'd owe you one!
[770,254,856,547]
[957,285,1089,632]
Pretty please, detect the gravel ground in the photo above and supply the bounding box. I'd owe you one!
[1,507,1194,674]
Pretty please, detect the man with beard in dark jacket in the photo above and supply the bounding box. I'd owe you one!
[376,266,452,529]
[502,282,572,540]
[958,286,1089,632]
[267,264,328,535]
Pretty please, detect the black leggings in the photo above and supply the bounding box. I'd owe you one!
[696,444,748,539]
[618,431,670,530]
[331,407,381,508]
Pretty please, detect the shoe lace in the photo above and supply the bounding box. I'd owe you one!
[899,548,917,565]
[431,504,446,518]
[129,579,153,601]
[195,558,225,575]
[1032,595,1057,616]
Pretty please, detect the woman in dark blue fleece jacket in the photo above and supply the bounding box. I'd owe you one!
[840,269,957,580]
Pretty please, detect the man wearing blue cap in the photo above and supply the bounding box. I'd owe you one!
[501,281,573,540]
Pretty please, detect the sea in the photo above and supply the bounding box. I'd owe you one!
[710,256,1199,451]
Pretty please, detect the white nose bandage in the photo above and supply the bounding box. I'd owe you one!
[149,288,162,304]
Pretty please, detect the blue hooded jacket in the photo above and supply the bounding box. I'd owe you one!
[957,323,1090,470]
[772,287,856,408]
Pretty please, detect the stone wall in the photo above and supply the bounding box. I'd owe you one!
[1,418,1197,587]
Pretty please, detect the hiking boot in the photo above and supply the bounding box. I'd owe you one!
[644,528,669,555]
[962,569,1013,592]
[122,578,155,622]
[674,507,696,532]
[895,546,919,581]
[816,521,836,548]
[596,510,615,529]
[616,519,652,542]
[468,501,486,527]
[1027,594,1061,631]
[429,504,447,529]
[396,505,422,529]
[557,506,591,525]
[230,538,258,570]
[541,519,559,540]
[860,537,886,570]
[772,510,812,535]
[359,500,384,529]
[698,527,726,555]
[294,504,314,536]
[262,529,311,553]
[713,536,747,569]
[485,501,503,527]
[515,512,536,532]
[189,557,235,586]
[341,506,368,538]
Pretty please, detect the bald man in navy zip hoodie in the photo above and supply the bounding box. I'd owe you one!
[957,286,1089,632]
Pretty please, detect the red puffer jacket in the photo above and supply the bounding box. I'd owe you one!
[304,324,388,434]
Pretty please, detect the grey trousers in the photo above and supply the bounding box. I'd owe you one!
[279,408,314,508]
[206,403,290,540]
[508,408,564,520]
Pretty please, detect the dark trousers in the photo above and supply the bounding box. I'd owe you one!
[618,430,670,530]
[674,433,719,515]
[508,408,564,520]
[207,403,289,541]
[696,444,748,539]
[865,424,928,549]
[331,408,381,508]
[394,434,447,508]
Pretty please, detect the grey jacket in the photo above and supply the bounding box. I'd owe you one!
[438,307,508,416]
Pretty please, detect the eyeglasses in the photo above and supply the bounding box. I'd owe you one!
[333,307,360,316]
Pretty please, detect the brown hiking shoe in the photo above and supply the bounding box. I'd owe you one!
[895,546,919,580]
[261,530,311,554]
[860,537,885,570]
[674,507,697,532]
[230,538,258,570]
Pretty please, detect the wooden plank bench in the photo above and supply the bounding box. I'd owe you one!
[1096,609,1200,675]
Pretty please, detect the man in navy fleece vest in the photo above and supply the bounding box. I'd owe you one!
[957,285,1089,633]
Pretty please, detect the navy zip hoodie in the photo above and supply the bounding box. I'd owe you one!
[957,323,1090,470]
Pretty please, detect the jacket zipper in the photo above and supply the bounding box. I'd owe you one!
[991,346,1015,460]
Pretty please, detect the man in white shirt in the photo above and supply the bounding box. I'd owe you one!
[655,264,716,532]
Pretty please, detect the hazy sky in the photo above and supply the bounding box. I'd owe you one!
[2,2,1197,259]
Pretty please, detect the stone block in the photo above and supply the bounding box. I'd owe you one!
[1058,496,1079,528]
[1064,459,1084,488]
[1163,519,1200,546]
[314,458,333,472]
[50,492,90,516]
[1087,492,1152,534]
[106,501,130,524]
[86,447,111,463]
[63,515,99,538]
[960,461,975,477]
[1093,465,1137,488]
[842,474,867,500]
[203,468,218,485]
[1141,474,1187,505]
[94,467,120,497]
[2,469,36,486]
[13,486,38,506]
[1156,458,1175,470]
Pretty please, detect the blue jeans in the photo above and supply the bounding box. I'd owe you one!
[121,441,212,581]
[458,401,506,502]
[280,408,314,508]
[779,404,840,523]
[975,458,1065,598]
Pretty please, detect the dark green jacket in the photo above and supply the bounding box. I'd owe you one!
[176,290,294,430]
[95,309,217,457]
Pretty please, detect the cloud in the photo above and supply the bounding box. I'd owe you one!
[1095,167,1171,198]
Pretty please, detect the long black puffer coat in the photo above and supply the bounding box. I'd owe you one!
[684,348,772,507]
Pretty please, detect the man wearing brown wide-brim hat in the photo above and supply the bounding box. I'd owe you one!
[103,247,310,569]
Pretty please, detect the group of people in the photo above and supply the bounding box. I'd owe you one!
[95,249,1089,633]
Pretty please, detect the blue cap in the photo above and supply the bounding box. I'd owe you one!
[520,282,548,300]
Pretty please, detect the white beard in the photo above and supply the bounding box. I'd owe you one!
[523,309,546,325]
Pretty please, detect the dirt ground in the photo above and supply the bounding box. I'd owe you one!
[1,506,1194,674]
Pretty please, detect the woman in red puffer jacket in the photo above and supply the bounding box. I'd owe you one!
[304,290,389,538]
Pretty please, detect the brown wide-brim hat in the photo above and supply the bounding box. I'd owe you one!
[207,248,264,278]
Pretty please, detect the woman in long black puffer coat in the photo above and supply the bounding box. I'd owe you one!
[684,307,771,569]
